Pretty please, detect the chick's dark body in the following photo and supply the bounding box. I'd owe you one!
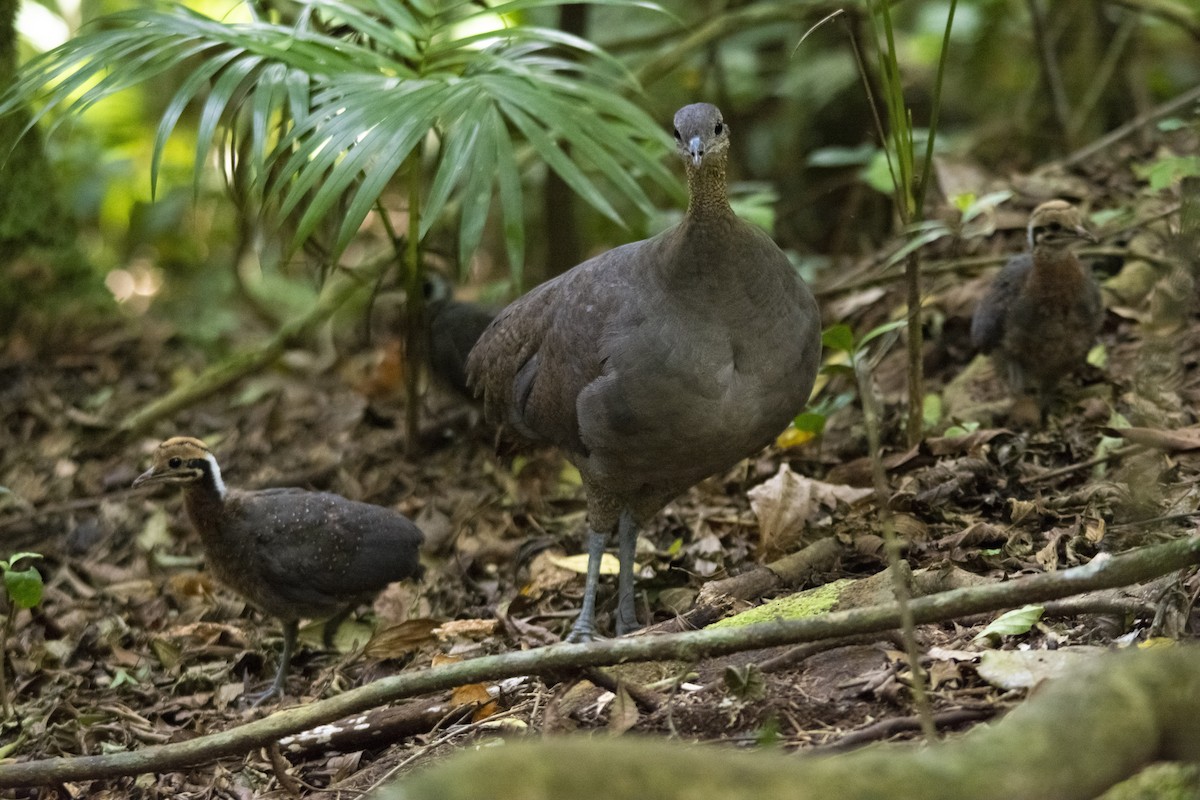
[182,485,424,622]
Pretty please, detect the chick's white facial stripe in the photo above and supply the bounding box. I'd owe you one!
[204,453,227,499]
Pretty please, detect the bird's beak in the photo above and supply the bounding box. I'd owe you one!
[687,136,704,167]
[1075,225,1098,244]
[132,467,161,488]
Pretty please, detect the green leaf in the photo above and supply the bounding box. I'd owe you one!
[2,553,42,568]
[4,567,43,610]
[493,106,526,283]
[856,318,907,350]
[1134,155,1200,191]
[821,324,856,354]
[792,412,827,435]
[974,604,1045,642]
[960,190,1013,224]
[922,393,941,429]
[943,421,980,437]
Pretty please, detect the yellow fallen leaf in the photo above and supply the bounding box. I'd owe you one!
[549,552,621,576]
[775,426,816,449]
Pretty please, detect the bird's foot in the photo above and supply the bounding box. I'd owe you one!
[564,618,599,643]
[244,682,283,708]
[614,609,640,637]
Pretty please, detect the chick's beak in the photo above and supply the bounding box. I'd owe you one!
[132,467,160,488]
[1075,225,1098,244]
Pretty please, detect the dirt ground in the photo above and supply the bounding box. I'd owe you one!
[2,131,1200,798]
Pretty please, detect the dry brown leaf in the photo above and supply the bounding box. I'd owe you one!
[749,463,873,558]
[450,681,491,708]
[433,618,499,642]
[606,685,639,735]
[165,571,217,599]
[925,428,1009,457]
[362,618,440,659]
[1101,425,1200,452]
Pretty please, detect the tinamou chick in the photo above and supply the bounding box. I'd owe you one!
[133,436,424,705]
[970,200,1102,421]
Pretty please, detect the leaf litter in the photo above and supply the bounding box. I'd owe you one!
[1,145,1199,797]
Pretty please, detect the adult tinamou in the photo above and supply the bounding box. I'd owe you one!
[468,103,822,641]
[425,273,497,400]
[970,200,1102,422]
[132,436,424,704]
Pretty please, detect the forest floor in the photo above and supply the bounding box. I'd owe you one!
[2,126,1200,799]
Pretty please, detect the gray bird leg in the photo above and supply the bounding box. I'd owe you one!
[566,530,609,642]
[247,619,298,707]
[615,511,640,635]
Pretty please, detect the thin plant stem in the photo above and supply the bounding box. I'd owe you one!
[403,146,425,454]
[853,351,935,741]
[1,606,13,719]
[916,0,958,213]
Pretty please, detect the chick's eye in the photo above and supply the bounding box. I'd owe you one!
[168,457,182,468]
[714,122,724,135]
[673,128,682,141]
[1046,222,1063,232]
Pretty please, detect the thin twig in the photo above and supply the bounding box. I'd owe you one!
[1020,444,1143,486]
[1046,83,1200,170]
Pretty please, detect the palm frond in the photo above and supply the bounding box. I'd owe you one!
[1,0,678,273]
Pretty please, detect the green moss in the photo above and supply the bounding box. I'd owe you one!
[1099,763,1200,800]
[707,578,856,629]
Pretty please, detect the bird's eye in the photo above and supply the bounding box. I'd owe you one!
[714,122,724,135]
[1046,222,1063,232]
[168,457,182,468]
[673,128,682,141]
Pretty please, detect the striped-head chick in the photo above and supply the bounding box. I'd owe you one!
[132,436,227,498]
[1027,200,1098,250]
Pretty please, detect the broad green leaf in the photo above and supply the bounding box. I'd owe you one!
[457,118,500,271]
[974,604,1044,642]
[821,324,855,354]
[791,412,827,435]
[4,566,43,610]
[422,105,489,241]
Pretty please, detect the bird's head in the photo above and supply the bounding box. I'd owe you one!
[133,436,225,496]
[673,103,730,169]
[1027,200,1097,249]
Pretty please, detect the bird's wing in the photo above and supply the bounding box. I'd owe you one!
[467,241,647,455]
[238,491,422,606]
[971,253,1032,352]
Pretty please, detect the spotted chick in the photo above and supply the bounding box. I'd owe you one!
[133,437,424,705]
[970,200,1102,420]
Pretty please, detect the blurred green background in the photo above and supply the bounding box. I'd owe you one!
[2,0,1197,350]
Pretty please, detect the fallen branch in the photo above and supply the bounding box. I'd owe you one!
[1,534,1197,788]
[390,646,1200,800]
[648,536,843,633]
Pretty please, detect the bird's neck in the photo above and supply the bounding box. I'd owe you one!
[1029,245,1085,300]
[180,463,229,543]
[685,158,731,219]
